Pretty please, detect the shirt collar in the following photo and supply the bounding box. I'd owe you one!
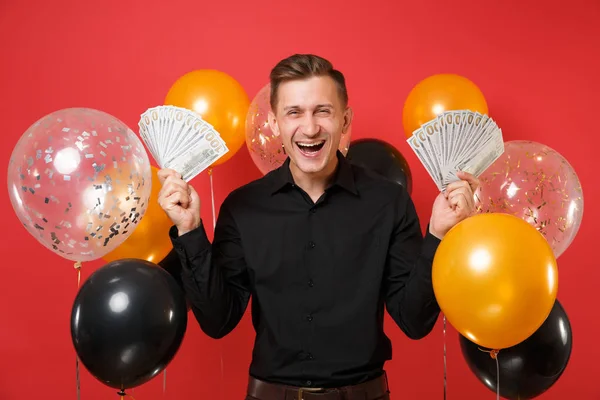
[270,150,358,196]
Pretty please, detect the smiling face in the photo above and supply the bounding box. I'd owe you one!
[268,75,352,178]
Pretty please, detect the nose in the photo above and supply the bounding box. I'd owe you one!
[300,115,320,137]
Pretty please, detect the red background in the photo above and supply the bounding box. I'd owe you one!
[1,1,598,399]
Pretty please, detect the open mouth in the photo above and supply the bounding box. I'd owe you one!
[296,141,326,156]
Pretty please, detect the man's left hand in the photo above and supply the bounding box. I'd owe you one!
[429,171,480,240]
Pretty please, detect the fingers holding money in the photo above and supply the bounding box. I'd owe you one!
[456,170,480,193]
[445,179,476,217]
[158,169,191,209]
[157,168,181,185]
[166,190,191,209]
[156,167,202,236]
[163,175,190,196]
[448,191,474,217]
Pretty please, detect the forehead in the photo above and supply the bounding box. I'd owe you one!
[276,76,342,109]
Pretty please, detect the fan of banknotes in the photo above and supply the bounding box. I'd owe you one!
[138,105,229,182]
[407,110,505,191]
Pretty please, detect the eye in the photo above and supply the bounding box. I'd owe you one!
[317,108,331,114]
[287,110,299,116]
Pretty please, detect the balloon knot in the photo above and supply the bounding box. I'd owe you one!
[489,349,499,359]
[117,389,126,396]
[74,261,82,270]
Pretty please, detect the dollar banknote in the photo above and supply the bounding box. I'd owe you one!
[138,105,229,182]
[407,110,504,191]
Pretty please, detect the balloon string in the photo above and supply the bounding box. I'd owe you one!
[118,389,136,399]
[477,348,500,400]
[75,261,81,288]
[495,355,500,400]
[74,261,82,400]
[163,368,167,394]
[443,315,447,400]
[75,357,81,400]
[220,352,225,400]
[207,167,224,399]
[208,168,216,230]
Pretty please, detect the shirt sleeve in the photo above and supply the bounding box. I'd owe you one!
[168,199,251,339]
[383,188,441,340]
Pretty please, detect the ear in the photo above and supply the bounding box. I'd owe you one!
[268,110,280,137]
[342,106,353,134]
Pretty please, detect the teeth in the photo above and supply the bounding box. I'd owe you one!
[297,142,324,147]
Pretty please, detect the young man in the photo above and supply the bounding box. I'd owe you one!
[158,54,478,400]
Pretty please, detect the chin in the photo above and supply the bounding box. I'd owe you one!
[294,160,329,174]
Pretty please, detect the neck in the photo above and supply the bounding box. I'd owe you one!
[289,157,339,202]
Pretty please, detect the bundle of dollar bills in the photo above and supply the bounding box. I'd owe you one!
[138,105,229,182]
[407,110,504,191]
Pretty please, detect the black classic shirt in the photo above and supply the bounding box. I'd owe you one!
[163,152,441,388]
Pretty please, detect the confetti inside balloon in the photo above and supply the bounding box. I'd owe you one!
[474,140,583,258]
[245,83,352,175]
[7,108,152,262]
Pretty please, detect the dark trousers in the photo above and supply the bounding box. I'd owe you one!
[246,395,389,400]
[245,372,390,400]
[246,395,390,400]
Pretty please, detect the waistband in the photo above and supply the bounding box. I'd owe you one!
[247,372,389,400]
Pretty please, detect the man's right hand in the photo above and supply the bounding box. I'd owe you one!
[157,169,201,236]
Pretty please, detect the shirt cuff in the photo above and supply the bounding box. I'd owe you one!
[169,222,211,262]
[422,226,441,260]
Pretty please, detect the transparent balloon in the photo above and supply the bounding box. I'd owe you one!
[474,140,583,258]
[245,83,352,175]
[7,108,152,262]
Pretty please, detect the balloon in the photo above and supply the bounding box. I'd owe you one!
[346,138,412,194]
[402,73,488,137]
[245,83,352,175]
[432,213,558,350]
[71,258,187,389]
[102,166,173,263]
[460,300,572,399]
[164,70,249,167]
[7,108,152,263]
[475,140,583,258]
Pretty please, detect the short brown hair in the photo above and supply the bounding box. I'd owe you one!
[269,54,348,110]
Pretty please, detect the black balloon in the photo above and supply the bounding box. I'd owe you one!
[346,138,413,194]
[460,300,572,399]
[71,258,188,390]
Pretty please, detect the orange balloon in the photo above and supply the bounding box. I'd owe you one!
[432,213,558,350]
[402,73,488,137]
[164,70,250,167]
[102,166,173,264]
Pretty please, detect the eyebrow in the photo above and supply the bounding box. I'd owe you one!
[283,103,334,111]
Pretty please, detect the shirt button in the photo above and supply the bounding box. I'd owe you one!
[306,380,312,386]
[308,241,316,249]
[306,314,313,322]
[307,353,314,360]
[309,208,316,214]
[308,279,314,287]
